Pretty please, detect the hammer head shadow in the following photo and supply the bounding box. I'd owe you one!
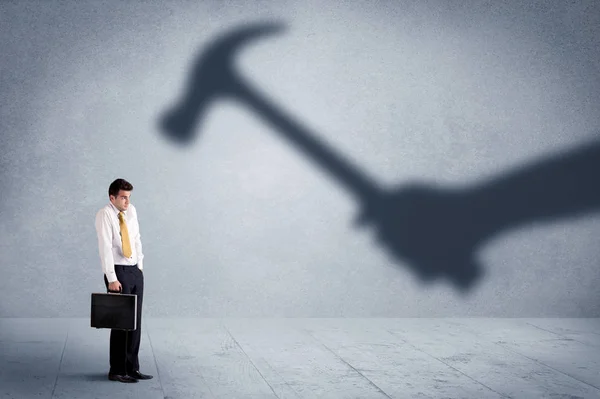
[159,22,285,145]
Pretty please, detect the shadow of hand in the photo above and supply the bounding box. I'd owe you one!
[357,183,483,291]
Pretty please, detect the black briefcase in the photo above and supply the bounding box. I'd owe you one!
[90,292,137,331]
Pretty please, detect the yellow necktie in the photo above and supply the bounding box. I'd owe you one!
[118,212,132,258]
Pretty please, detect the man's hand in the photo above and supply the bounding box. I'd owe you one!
[108,281,122,292]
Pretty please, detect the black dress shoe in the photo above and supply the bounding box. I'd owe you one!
[108,374,138,383]
[129,370,153,380]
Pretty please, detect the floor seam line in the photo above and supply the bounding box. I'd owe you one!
[492,340,600,392]
[525,321,600,347]
[221,322,296,399]
[386,329,510,398]
[303,328,394,399]
[145,321,168,399]
[50,325,69,399]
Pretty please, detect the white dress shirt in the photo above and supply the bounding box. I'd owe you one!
[95,202,144,283]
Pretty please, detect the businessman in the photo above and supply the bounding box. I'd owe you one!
[95,178,153,383]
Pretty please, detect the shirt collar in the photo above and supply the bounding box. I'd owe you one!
[108,202,126,216]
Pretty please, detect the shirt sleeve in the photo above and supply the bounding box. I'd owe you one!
[95,209,117,283]
[132,205,144,270]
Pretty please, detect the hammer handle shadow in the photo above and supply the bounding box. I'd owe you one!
[234,79,384,203]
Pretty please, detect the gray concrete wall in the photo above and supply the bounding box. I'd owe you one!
[1,1,599,317]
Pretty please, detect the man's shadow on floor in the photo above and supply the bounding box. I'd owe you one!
[157,22,600,293]
[82,373,109,382]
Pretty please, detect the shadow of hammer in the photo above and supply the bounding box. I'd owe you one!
[158,22,482,290]
[159,22,379,201]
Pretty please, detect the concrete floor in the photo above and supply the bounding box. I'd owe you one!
[0,318,599,399]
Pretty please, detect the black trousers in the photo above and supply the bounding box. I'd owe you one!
[103,265,144,375]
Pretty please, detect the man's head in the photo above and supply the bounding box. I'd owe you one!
[108,178,133,212]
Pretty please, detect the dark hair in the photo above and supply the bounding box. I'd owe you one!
[108,178,133,198]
